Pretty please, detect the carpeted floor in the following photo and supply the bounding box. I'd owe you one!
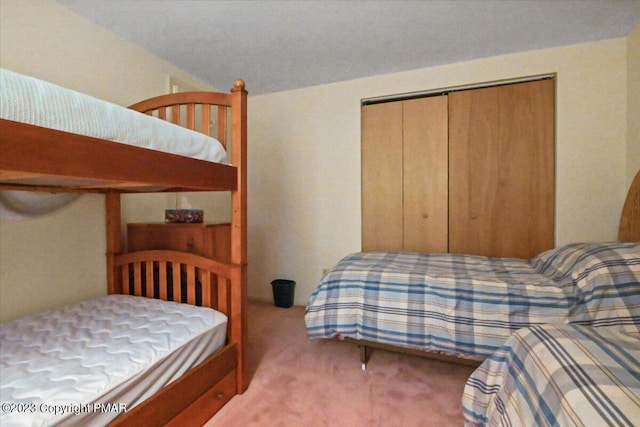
[205,300,477,427]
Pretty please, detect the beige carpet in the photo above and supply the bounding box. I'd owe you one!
[205,300,477,427]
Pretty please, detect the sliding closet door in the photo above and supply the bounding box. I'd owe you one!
[362,101,403,251]
[448,79,555,258]
[362,96,448,252]
[403,96,448,253]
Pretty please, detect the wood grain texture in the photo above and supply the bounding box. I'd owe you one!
[0,119,236,192]
[127,223,231,262]
[403,96,449,253]
[362,102,404,251]
[448,79,555,258]
[619,170,640,242]
[109,344,237,427]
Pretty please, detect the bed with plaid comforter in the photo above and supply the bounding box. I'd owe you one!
[462,324,640,426]
[304,242,640,358]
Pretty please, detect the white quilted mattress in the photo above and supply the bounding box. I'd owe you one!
[0,294,228,427]
[0,68,228,164]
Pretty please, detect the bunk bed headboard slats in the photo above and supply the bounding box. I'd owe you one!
[114,250,240,314]
[128,89,242,150]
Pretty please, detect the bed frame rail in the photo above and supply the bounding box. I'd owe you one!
[345,338,483,371]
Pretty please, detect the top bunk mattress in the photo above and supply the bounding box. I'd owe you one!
[0,294,228,427]
[0,68,227,164]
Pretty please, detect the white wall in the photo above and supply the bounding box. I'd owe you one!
[248,38,631,305]
[0,0,220,322]
[1,0,635,319]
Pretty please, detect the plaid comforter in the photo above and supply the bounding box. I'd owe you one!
[304,243,640,358]
[462,324,640,426]
[305,251,575,357]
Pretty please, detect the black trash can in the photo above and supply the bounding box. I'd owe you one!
[271,279,296,308]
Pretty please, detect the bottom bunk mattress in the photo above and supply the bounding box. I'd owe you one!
[0,294,228,427]
[305,250,575,358]
[462,324,640,427]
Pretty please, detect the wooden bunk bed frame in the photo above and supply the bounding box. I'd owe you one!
[0,80,248,425]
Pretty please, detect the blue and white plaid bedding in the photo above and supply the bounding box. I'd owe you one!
[304,243,640,358]
[462,324,640,427]
[305,252,574,357]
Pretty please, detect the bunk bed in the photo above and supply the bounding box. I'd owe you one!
[0,68,247,426]
[305,171,640,370]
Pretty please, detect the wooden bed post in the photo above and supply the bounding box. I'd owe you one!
[619,170,640,242]
[105,191,122,295]
[230,79,248,393]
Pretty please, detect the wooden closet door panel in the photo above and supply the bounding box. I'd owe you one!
[403,96,449,253]
[361,102,404,251]
[448,79,555,258]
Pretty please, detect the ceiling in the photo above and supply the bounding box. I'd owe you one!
[56,0,640,95]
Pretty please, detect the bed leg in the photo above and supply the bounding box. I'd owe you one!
[359,344,371,371]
